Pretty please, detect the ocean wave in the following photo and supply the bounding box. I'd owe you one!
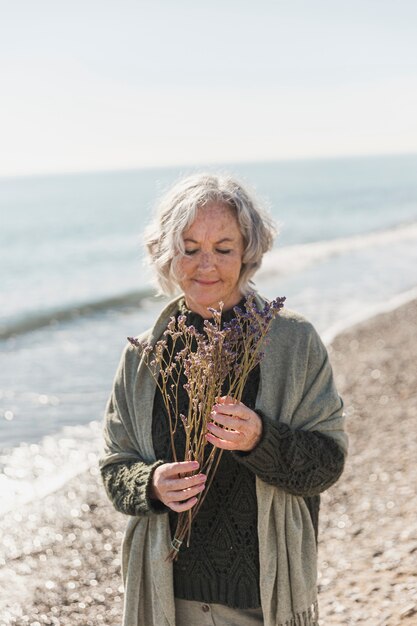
[0,287,155,340]
[2,220,416,341]
[258,220,417,279]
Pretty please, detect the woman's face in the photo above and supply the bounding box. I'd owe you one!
[176,202,244,317]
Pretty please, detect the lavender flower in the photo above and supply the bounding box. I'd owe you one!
[127,336,142,348]
[127,293,285,560]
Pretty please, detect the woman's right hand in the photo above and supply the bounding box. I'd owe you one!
[150,461,207,512]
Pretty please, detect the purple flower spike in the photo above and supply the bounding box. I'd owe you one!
[127,291,286,560]
[127,336,142,348]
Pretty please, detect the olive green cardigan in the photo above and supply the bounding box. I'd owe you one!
[99,294,348,626]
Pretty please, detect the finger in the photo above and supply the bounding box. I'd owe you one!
[212,402,250,420]
[168,496,199,512]
[166,482,206,502]
[206,432,239,450]
[162,460,200,477]
[168,473,207,491]
[215,395,237,405]
[206,422,241,442]
[210,412,243,430]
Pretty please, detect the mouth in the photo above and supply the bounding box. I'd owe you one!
[194,279,220,286]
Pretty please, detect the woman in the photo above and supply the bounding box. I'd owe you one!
[100,174,348,626]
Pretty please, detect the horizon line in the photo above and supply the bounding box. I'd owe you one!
[1,150,417,181]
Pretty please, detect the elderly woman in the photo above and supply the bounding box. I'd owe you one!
[100,174,347,626]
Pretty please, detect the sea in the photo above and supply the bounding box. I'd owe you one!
[1,154,417,517]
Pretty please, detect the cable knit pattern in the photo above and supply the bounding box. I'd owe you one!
[101,459,166,516]
[234,411,346,497]
[100,298,346,611]
[151,303,262,608]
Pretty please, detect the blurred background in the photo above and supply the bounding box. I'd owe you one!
[1,0,417,516]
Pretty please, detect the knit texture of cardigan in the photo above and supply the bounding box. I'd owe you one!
[99,294,348,626]
[101,303,346,610]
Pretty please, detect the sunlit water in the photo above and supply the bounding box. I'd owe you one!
[1,155,417,515]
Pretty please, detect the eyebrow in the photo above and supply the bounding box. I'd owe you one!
[184,237,235,244]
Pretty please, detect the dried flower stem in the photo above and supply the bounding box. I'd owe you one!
[128,293,286,561]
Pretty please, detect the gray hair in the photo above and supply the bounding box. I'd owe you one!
[144,173,277,296]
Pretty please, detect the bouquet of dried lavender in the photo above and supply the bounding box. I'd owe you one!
[128,293,285,560]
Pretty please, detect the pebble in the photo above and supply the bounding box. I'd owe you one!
[318,300,417,624]
[399,604,417,618]
[1,300,417,625]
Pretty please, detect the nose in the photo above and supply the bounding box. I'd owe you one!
[198,252,215,271]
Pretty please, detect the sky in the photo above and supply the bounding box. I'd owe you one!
[1,0,417,177]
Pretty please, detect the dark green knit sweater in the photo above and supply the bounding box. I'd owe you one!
[101,304,345,609]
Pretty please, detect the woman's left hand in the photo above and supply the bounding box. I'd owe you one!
[206,396,263,452]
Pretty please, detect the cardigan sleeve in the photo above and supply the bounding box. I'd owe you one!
[99,342,169,516]
[232,412,345,496]
[233,320,347,496]
[101,459,169,516]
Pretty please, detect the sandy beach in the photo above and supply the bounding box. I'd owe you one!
[1,299,416,625]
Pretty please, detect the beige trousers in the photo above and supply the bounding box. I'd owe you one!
[175,598,264,626]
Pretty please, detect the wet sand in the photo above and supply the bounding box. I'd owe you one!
[1,299,416,625]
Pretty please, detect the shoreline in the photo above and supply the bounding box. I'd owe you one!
[1,296,417,624]
[3,286,416,518]
[321,284,417,345]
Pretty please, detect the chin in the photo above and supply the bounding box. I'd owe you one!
[194,295,222,309]
[185,289,224,310]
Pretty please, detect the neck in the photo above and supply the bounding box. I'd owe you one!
[182,293,244,319]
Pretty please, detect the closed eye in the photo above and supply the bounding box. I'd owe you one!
[184,249,232,255]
